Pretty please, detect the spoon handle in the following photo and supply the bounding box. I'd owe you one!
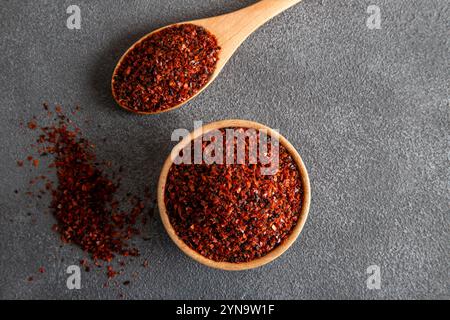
[237,0,304,29]
[196,0,302,51]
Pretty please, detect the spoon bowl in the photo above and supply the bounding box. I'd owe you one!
[112,0,303,114]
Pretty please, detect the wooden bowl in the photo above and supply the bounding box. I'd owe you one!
[157,120,311,270]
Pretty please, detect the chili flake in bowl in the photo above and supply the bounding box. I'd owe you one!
[158,120,311,270]
[112,23,221,114]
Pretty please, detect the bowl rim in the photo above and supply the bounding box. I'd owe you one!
[157,119,311,271]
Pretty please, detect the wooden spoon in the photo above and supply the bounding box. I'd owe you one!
[112,0,303,115]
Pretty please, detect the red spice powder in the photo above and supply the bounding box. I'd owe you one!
[24,104,151,271]
[112,23,221,113]
[164,128,303,263]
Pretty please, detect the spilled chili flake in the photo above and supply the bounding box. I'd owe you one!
[107,266,118,279]
[165,128,304,263]
[22,103,152,277]
[27,120,37,130]
[112,23,221,113]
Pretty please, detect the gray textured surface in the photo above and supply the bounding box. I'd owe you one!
[0,0,448,300]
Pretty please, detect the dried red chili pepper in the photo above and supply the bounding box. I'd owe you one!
[113,23,220,113]
[165,128,304,263]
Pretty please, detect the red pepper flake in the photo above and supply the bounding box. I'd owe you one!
[27,121,37,130]
[81,259,91,272]
[107,266,118,279]
[165,128,303,263]
[27,276,33,282]
[38,267,45,273]
[17,160,24,167]
[112,23,220,113]
[23,103,152,276]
